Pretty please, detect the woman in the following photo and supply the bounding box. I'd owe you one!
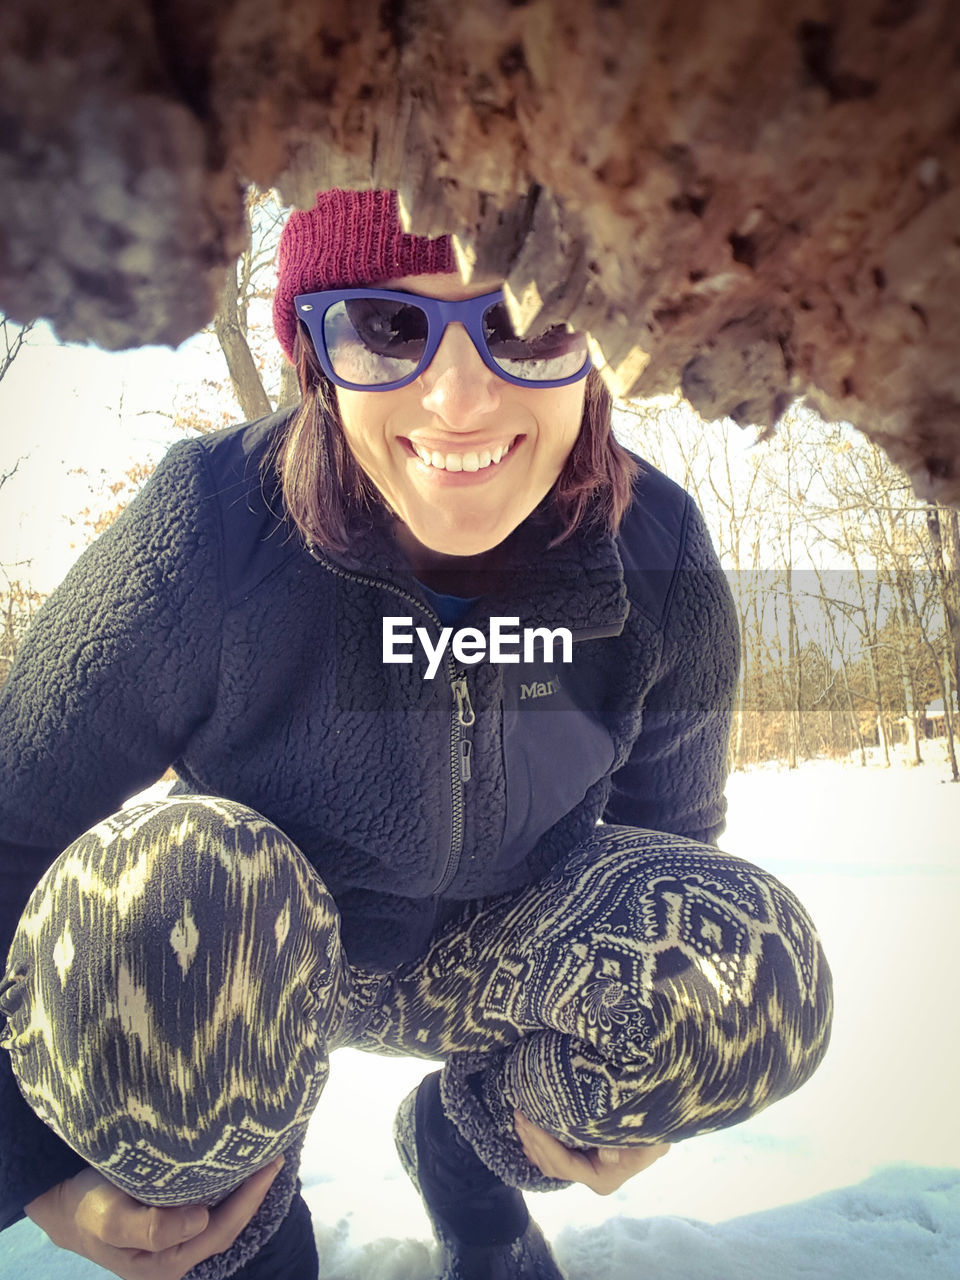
[0,189,833,1280]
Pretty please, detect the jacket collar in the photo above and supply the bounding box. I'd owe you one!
[308,504,629,637]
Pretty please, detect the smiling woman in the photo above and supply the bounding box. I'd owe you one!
[0,188,833,1280]
[329,273,588,567]
[272,211,636,576]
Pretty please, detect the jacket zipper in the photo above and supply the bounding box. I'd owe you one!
[432,661,475,895]
[306,546,475,896]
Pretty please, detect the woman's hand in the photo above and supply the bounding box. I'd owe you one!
[514,1110,669,1196]
[24,1157,284,1280]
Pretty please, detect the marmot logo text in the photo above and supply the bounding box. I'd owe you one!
[520,678,560,700]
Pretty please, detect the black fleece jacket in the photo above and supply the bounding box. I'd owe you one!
[0,407,739,1226]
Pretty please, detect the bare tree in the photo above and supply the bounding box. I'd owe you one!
[920,503,960,782]
[616,399,956,773]
[211,188,299,422]
[615,398,777,768]
[0,571,44,686]
[1,320,38,683]
[1,452,40,688]
[1,457,23,493]
[800,422,954,772]
[926,505,960,703]
[1,316,35,385]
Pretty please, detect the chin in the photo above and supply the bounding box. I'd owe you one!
[406,512,520,559]
[417,528,505,558]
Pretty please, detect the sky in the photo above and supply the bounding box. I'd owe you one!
[1,755,957,1278]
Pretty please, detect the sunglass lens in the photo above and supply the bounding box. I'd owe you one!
[482,301,588,382]
[323,297,429,385]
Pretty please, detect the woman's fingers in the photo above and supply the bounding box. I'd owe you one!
[514,1109,670,1195]
[30,1156,284,1280]
[33,1167,207,1257]
[95,1196,209,1252]
[586,1142,671,1188]
[514,1120,599,1183]
[172,1157,285,1272]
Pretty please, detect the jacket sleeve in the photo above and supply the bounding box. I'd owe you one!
[0,436,225,1228]
[603,495,740,845]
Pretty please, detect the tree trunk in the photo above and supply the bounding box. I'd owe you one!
[893,573,923,765]
[213,264,273,423]
[924,504,960,782]
[786,577,799,771]
[940,653,959,783]
[938,506,960,699]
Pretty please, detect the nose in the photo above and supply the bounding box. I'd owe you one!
[418,323,502,429]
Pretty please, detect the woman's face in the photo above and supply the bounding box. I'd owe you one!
[334,273,587,563]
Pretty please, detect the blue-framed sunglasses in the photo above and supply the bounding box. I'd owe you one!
[293,288,592,392]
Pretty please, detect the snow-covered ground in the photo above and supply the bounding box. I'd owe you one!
[3,752,958,1278]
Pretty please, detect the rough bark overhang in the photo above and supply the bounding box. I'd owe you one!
[1,0,958,501]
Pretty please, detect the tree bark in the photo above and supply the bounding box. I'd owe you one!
[940,507,960,696]
[925,503,960,780]
[213,263,273,423]
[2,1,960,498]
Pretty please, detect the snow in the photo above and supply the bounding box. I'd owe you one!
[2,754,958,1278]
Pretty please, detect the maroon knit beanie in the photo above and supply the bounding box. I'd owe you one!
[272,188,457,362]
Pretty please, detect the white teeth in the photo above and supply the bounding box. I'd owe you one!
[413,440,514,471]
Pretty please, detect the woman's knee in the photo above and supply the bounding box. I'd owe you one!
[6,796,344,1018]
[518,826,833,1134]
[1,795,345,1203]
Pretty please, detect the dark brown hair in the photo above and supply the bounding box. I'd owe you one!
[272,322,639,552]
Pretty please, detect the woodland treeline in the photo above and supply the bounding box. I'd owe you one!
[3,191,959,777]
[616,402,960,779]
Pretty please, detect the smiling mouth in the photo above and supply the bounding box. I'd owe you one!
[405,435,521,473]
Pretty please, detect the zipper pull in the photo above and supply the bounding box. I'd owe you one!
[452,675,476,727]
[459,738,473,782]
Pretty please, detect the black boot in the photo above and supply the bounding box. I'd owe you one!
[394,1071,565,1280]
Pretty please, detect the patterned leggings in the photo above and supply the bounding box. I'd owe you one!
[2,796,832,1272]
